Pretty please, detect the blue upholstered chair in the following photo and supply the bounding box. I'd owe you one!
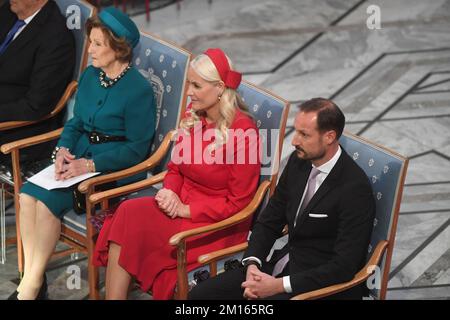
[171,81,291,298]
[0,0,96,266]
[197,131,408,300]
[59,31,191,299]
[89,80,290,299]
[290,132,409,300]
[56,0,97,120]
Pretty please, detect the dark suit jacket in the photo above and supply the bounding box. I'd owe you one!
[245,148,375,299]
[0,0,75,160]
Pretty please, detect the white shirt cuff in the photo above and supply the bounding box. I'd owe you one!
[282,276,292,293]
[241,256,262,267]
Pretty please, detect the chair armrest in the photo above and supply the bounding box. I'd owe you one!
[1,128,63,155]
[169,180,271,246]
[198,242,249,265]
[0,81,77,131]
[290,240,389,300]
[88,171,167,205]
[78,130,176,194]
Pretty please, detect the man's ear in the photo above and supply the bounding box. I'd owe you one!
[325,130,337,145]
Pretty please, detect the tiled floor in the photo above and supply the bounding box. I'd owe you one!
[1,0,449,299]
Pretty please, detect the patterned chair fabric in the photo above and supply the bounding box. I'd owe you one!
[55,0,94,81]
[55,0,96,120]
[133,31,190,174]
[62,31,191,236]
[184,80,290,291]
[339,132,408,299]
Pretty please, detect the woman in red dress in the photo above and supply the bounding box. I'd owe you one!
[93,48,261,299]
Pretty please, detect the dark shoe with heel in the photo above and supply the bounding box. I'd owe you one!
[7,290,19,300]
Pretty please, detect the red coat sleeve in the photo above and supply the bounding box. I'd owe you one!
[189,120,261,223]
[162,159,184,195]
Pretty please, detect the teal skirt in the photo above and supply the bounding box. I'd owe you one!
[20,182,74,219]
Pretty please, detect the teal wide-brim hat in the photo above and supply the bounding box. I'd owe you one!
[98,7,140,48]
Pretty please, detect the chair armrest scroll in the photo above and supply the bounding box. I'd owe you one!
[1,128,63,154]
[0,81,77,131]
[78,130,176,193]
[198,242,249,265]
[290,240,388,300]
[87,171,167,205]
[169,180,271,246]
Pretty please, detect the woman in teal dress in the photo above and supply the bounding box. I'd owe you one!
[9,8,156,300]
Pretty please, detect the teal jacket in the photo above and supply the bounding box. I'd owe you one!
[57,65,156,173]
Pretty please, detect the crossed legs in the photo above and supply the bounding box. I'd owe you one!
[16,193,61,300]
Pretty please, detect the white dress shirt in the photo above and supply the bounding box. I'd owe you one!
[283,146,342,293]
[12,8,42,41]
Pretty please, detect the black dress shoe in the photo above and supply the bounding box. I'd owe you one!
[7,290,19,300]
[36,274,48,300]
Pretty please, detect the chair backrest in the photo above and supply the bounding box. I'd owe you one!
[185,81,290,289]
[55,0,96,81]
[237,81,290,195]
[133,31,191,174]
[55,0,96,120]
[339,131,408,300]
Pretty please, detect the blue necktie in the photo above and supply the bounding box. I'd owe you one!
[0,19,26,55]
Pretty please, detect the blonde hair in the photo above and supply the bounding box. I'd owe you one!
[180,53,251,149]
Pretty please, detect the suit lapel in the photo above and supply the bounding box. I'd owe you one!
[294,151,346,228]
[0,1,51,63]
[0,8,16,44]
[290,160,311,223]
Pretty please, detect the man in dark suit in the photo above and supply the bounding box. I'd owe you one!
[0,0,75,162]
[189,98,375,300]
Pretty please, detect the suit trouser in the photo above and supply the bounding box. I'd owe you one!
[188,264,293,300]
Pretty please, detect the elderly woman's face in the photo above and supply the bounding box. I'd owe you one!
[186,67,222,113]
[88,28,117,70]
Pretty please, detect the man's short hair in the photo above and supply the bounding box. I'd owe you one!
[298,98,345,139]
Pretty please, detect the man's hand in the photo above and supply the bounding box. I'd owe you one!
[242,264,261,299]
[241,266,285,299]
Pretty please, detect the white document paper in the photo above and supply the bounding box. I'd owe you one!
[27,164,100,190]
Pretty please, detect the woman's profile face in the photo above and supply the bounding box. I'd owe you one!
[88,28,117,70]
[186,67,222,113]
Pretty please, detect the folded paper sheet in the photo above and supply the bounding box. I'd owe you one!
[27,164,100,190]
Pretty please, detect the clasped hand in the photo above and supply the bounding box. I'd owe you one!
[54,148,90,181]
[155,188,190,219]
[241,265,284,300]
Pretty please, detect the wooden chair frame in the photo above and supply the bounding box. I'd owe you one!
[86,81,290,299]
[197,131,408,300]
[1,29,191,299]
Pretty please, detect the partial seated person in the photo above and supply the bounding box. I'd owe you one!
[93,48,261,300]
[9,7,156,300]
[0,0,75,162]
[189,98,375,300]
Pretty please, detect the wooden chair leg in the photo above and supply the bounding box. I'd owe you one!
[11,150,24,275]
[88,262,100,299]
[86,200,100,300]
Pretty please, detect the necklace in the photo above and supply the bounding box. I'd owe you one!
[99,64,132,88]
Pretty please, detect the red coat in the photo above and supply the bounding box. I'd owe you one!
[93,109,261,299]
